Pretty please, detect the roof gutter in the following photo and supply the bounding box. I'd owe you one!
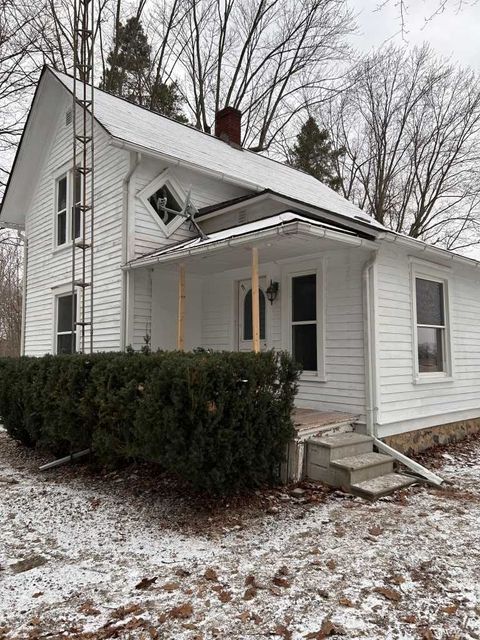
[124,221,377,270]
[379,231,480,271]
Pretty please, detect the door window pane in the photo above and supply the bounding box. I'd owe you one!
[292,274,316,322]
[418,327,444,372]
[293,324,317,371]
[243,289,265,340]
[416,278,444,326]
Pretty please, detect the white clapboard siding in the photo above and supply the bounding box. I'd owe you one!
[132,268,152,351]
[376,243,480,434]
[24,92,129,355]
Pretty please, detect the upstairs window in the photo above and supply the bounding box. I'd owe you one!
[138,169,187,238]
[56,175,67,245]
[415,276,448,374]
[148,185,182,227]
[55,170,82,247]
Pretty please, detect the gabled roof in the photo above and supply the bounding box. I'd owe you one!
[2,66,383,231]
[46,68,382,231]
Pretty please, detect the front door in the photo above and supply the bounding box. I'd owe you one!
[238,278,267,351]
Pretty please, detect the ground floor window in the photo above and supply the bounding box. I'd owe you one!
[415,276,447,373]
[291,273,317,372]
[56,293,77,354]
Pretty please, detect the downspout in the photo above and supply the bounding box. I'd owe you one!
[20,233,28,356]
[362,251,378,437]
[363,247,444,486]
[120,152,141,350]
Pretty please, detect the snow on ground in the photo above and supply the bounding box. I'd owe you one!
[1,429,480,640]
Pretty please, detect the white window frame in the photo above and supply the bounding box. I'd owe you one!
[410,259,453,384]
[55,173,68,246]
[283,261,326,382]
[53,289,78,354]
[137,168,187,238]
[53,166,83,250]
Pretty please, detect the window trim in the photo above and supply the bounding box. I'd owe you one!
[285,262,326,382]
[53,167,83,250]
[53,290,78,355]
[137,168,187,238]
[410,261,453,384]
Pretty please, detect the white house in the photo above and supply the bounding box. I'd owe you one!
[2,66,480,479]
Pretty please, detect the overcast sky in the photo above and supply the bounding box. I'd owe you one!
[350,0,480,68]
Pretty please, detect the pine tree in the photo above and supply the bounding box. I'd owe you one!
[100,17,187,122]
[288,116,343,191]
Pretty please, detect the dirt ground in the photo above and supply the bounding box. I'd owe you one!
[0,428,479,640]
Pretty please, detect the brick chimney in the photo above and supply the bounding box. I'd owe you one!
[215,106,242,147]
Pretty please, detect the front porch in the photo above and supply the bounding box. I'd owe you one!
[127,211,376,419]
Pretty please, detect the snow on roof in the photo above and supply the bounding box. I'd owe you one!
[128,212,358,268]
[50,68,383,230]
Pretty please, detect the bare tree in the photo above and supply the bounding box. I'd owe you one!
[0,1,43,192]
[0,229,22,357]
[322,45,480,250]
[145,0,354,151]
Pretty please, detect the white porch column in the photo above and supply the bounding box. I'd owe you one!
[251,247,260,353]
[177,263,185,351]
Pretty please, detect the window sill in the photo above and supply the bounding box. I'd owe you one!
[300,373,327,383]
[413,374,454,385]
[52,239,83,255]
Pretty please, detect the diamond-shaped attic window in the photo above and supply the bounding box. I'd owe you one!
[137,169,189,238]
[148,185,182,227]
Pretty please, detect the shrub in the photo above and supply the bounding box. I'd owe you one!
[0,350,299,493]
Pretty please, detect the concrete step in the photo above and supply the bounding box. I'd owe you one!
[307,433,374,469]
[330,452,394,485]
[350,473,417,500]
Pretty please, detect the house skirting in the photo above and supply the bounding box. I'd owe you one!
[382,417,480,456]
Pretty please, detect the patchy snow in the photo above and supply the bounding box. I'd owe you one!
[1,431,480,639]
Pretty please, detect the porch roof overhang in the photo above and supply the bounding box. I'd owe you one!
[125,212,378,274]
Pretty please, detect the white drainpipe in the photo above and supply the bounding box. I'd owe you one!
[120,152,141,350]
[362,251,378,437]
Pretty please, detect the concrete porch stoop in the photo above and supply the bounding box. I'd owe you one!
[305,432,417,499]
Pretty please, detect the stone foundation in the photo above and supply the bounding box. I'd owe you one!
[383,418,480,456]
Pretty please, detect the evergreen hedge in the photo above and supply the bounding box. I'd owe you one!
[0,351,299,493]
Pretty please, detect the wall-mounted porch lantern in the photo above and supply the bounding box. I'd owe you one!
[266,280,279,304]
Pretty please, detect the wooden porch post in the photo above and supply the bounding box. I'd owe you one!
[251,247,260,353]
[177,263,185,351]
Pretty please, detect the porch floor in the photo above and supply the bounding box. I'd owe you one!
[293,408,358,439]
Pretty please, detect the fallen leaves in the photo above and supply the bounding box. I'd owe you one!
[203,568,218,582]
[135,576,157,590]
[373,586,402,602]
[11,555,47,574]
[368,525,384,537]
[168,603,193,619]
[304,618,345,638]
[78,601,100,616]
[326,559,336,572]
[274,623,292,639]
